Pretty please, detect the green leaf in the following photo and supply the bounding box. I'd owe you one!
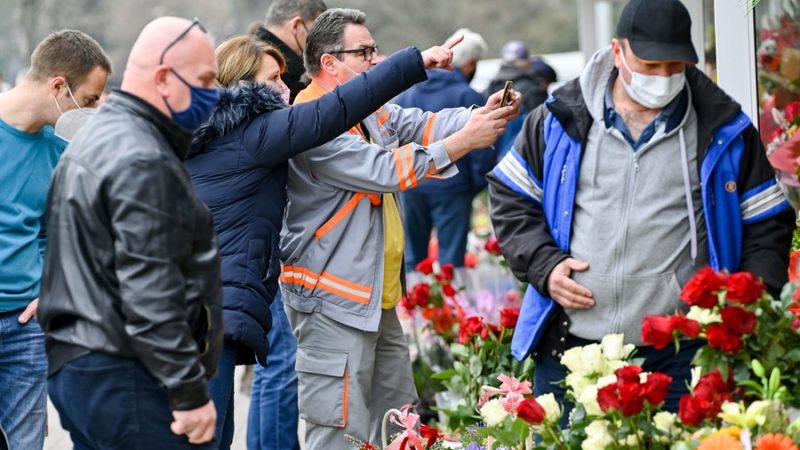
[469,354,483,377]
[431,369,457,380]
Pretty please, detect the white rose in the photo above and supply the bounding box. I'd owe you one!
[600,334,626,361]
[596,374,617,389]
[536,393,562,425]
[582,419,614,450]
[578,385,603,416]
[653,411,677,439]
[605,359,627,373]
[480,398,509,427]
[561,347,585,374]
[582,344,606,374]
[686,306,721,325]
[566,373,592,393]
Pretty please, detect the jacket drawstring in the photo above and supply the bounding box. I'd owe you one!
[679,128,698,263]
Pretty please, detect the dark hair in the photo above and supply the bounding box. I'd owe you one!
[303,8,366,76]
[28,30,112,87]
[265,0,327,27]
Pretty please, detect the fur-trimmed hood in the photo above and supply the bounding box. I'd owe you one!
[192,82,286,151]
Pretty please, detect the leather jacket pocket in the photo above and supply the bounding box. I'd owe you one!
[295,346,348,428]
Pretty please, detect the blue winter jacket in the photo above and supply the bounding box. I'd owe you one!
[185,47,427,365]
[487,66,795,361]
[394,68,496,194]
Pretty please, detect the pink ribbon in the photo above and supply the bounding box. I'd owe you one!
[386,405,425,450]
[478,374,533,413]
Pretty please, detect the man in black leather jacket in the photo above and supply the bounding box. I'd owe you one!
[39,17,223,448]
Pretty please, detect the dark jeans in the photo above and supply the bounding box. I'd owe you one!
[401,190,473,271]
[534,334,703,428]
[48,352,214,450]
[207,340,238,450]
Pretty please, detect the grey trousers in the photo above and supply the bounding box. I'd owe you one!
[285,306,418,450]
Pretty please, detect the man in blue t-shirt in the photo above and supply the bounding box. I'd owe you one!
[0,30,110,450]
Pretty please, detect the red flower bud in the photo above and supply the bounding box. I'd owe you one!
[642,372,672,407]
[435,263,455,283]
[442,283,457,297]
[516,397,546,424]
[415,258,435,275]
[484,237,502,256]
[720,305,757,335]
[681,267,727,308]
[500,308,520,329]
[642,315,674,349]
[706,324,743,354]
[725,272,765,304]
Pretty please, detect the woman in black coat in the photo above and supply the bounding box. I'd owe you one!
[185,34,449,448]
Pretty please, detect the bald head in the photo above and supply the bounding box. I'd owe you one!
[121,17,218,118]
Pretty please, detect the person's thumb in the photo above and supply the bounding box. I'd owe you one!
[171,420,186,436]
[566,258,590,272]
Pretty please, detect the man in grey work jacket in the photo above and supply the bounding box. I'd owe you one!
[280,8,520,449]
[488,0,794,422]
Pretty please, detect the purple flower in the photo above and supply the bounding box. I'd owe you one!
[466,443,483,450]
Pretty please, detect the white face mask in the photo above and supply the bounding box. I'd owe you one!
[619,49,685,109]
[53,83,83,116]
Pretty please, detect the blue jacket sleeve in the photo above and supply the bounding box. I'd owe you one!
[245,47,428,168]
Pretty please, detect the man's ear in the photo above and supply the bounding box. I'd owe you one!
[290,16,304,33]
[48,76,68,97]
[153,65,172,97]
[320,54,338,76]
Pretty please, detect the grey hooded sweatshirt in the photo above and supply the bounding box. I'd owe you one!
[565,47,709,345]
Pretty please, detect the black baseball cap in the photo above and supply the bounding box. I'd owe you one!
[616,0,698,63]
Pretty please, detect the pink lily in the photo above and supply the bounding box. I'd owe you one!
[477,374,533,413]
[386,405,425,450]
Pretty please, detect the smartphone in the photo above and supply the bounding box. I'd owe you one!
[500,80,514,107]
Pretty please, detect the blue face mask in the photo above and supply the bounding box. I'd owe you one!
[164,68,219,131]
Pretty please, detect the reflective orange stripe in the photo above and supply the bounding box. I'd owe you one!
[281,265,372,304]
[393,147,408,191]
[316,281,370,305]
[315,193,366,240]
[367,194,382,206]
[421,113,437,147]
[377,108,390,127]
[404,145,418,188]
[321,271,372,294]
[425,165,443,179]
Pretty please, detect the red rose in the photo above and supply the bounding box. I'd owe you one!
[615,365,643,383]
[617,382,645,416]
[400,296,416,312]
[435,263,455,283]
[411,283,431,308]
[681,267,727,308]
[720,306,757,335]
[671,315,701,338]
[642,372,673,407]
[516,397,546,424]
[484,237,502,256]
[597,384,620,412]
[459,316,484,344]
[416,258,435,275]
[479,325,490,341]
[642,315,674,349]
[725,272,765,304]
[706,324,743,354]
[442,283,457,297]
[678,395,706,426]
[785,100,800,124]
[419,424,441,448]
[488,323,502,338]
[500,308,520,329]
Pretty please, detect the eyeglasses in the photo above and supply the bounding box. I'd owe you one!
[329,45,380,62]
[159,18,207,65]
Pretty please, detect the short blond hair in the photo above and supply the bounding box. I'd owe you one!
[215,35,286,87]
